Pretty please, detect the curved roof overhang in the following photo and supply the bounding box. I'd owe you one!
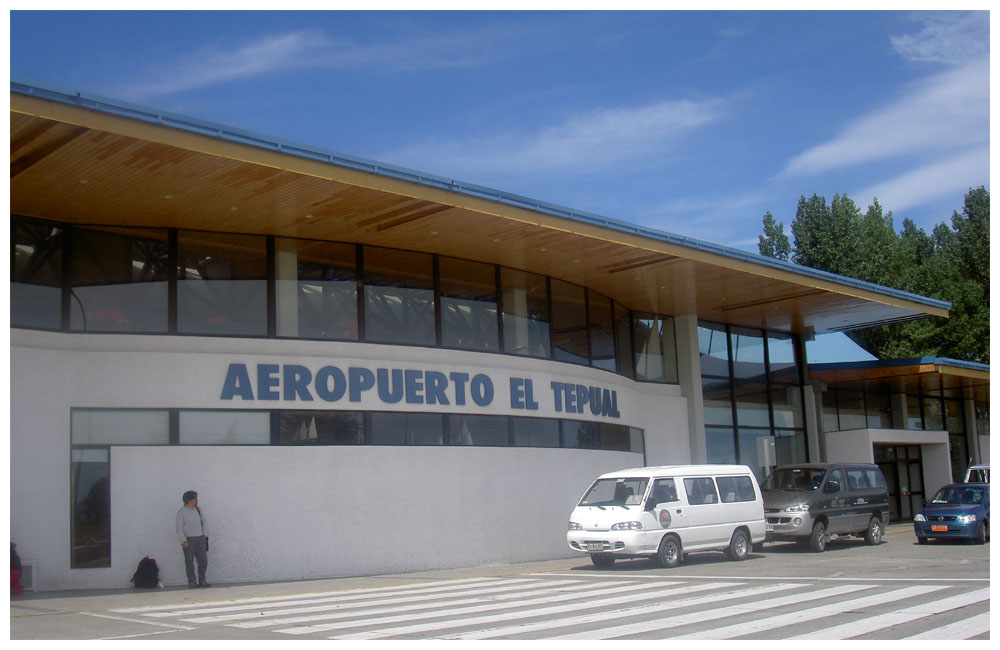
[10,82,950,335]
[809,358,989,402]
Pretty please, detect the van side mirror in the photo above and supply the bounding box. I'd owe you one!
[824,480,840,493]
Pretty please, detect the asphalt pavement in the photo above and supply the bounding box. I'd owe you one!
[10,521,990,640]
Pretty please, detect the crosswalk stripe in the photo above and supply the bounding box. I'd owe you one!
[548,583,874,640]
[670,584,948,639]
[788,588,991,639]
[255,579,654,632]
[145,577,533,619]
[112,576,503,614]
[328,581,747,640]
[904,612,991,640]
[446,582,806,640]
[183,578,577,623]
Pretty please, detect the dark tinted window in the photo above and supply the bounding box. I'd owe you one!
[178,231,268,336]
[12,219,64,329]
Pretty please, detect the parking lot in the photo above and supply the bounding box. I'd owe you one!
[10,522,990,640]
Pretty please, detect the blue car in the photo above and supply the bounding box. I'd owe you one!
[913,483,990,544]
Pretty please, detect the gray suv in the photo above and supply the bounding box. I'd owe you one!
[763,463,890,552]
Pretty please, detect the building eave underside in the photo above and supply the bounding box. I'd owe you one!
[10,86,950,336]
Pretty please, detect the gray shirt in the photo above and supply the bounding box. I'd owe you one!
[175,505,207,543]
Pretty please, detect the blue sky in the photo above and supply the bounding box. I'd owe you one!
[7,9,990,360]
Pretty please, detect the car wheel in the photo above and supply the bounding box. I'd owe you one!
[591,554,616,568]
[864,516,883,545]
[657,535,682,568]
[726,529,750,561]
[917,536,929,545]
[809,521,827,552]
[975,521,987,545]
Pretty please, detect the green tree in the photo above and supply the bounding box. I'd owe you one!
[758,211,791,261]
[758,187,989,363]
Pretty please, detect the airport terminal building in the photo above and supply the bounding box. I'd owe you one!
[9,82,989,590]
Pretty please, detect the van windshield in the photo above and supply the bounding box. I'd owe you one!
[764,468,826,491]
[579,478,649,508]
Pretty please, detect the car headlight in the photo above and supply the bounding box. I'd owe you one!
[568,522,582,530]
[611,521,643,531]
[957,514,977,524]
[784,504,809,512]
[914,514,926,522]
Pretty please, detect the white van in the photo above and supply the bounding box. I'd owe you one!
[567,465,766,568]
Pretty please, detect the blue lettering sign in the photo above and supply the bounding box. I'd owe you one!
[315,366,346,402]
[349,367,376,402]
[284,365,314,401]
[377,368,404,403]
[221,363,254,400]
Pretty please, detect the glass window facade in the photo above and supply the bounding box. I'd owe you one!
[70,227,170,332]
[11,216,682,384]
[178,231,268,336]
[501,268,550,358]
[363,246,435,346]
[276,238,357,340]
[698,321,806,472]
[439,257,499,352]
[12,219,64,329]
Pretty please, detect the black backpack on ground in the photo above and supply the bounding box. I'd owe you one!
[131,556,159,589]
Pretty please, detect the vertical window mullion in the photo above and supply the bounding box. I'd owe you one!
[61,224,73,330]
[545,276,554,359]
[494,265,504,351]
[266,237,276,337]
[432,255,442,347]
[168,229,178,334]
[356,244,366,342]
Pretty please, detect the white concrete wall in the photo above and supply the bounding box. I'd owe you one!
[10,329,686,590]
[824,427,953,509]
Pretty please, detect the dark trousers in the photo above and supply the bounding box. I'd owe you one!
[183,536,208,584]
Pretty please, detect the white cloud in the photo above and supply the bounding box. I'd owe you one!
[778,58,988,178]
[121,27,515,100]
[123,31,331,99]
[383,98,725,179]
[851,146,989,214]
[890,11,989,65]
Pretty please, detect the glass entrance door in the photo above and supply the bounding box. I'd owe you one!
[874,444,925,521]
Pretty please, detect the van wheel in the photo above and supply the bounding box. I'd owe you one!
[864,516,883,545]
[591,554,616,568]
[657,535,682,568]
[726,529,750,561]
[809,521,827,552]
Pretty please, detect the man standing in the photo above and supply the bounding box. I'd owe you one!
[175,490,210,588]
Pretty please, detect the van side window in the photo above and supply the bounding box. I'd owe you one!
[865,469,886,489]
[649,478,679,504]
[717,476,756,502]
[845,469,868,490]
[683,477,719,505]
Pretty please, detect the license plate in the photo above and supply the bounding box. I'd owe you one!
[587,543,604,552]
[766,524,774,531]
[931,524,949,532]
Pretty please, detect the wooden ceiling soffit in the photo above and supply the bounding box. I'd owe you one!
[718,289,827,312]
[11,123,89,178]
[597,252,682,274]
[357,202,452,231]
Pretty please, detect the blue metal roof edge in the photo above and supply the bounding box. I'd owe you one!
[810,357,989,373]
[11,79,951,314]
